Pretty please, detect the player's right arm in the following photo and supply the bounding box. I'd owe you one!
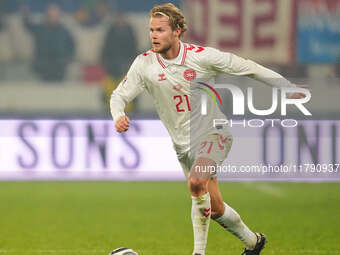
[110,56,145,133]
[115,116,130,133]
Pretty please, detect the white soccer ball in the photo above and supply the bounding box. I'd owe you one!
[109,248,138,255]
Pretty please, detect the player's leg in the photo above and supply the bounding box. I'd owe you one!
[199,133,266,254]
[187,156,215,255]
[186,132,233,255]
[208,178,259,249]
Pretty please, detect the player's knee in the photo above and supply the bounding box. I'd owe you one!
[188,177,207,195]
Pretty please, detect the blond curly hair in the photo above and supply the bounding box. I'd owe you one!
[150,3,187,38]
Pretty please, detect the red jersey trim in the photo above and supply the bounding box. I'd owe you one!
[156,43,187,68]
[181,44,188,65]
[156,54,166,69]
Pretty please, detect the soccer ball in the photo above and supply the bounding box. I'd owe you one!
[109,248,138,255]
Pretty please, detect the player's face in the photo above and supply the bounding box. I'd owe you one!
[149,16,179,54]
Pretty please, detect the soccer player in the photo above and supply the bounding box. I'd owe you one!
[110,3,306,255]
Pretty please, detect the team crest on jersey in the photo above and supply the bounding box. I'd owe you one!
[184,69,196,81]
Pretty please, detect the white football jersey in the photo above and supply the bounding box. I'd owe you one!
[110,41,295,154]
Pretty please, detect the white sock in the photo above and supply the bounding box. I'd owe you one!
[191,192,211,255]
[214,202,257,249]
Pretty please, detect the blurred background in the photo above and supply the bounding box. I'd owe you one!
[0,1,339,254]
[0,0,339,118]
[0,0,339,180]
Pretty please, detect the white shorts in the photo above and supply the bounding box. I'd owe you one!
[177,133,233,179]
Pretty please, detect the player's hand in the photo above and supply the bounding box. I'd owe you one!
[115,116,130,133]
[289,85,311,99]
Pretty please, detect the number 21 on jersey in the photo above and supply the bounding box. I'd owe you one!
[173,94,191,112]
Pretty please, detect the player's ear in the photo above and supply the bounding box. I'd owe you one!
[174,27,181,38]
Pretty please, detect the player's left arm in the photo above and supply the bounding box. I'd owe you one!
[288,84,310,99]
[227,53,310,99]
[203,47,310,98]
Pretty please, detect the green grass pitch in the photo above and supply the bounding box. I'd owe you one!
[0,181,339,255]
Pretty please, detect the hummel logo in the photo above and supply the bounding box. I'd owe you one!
[201,208,211,217]
[186,45,205,53]
[158,73,166,81]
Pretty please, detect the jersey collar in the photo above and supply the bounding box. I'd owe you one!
[156,41,188,69]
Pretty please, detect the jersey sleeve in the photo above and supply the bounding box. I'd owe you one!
[203,47,295,88]
[110,56,146,122]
